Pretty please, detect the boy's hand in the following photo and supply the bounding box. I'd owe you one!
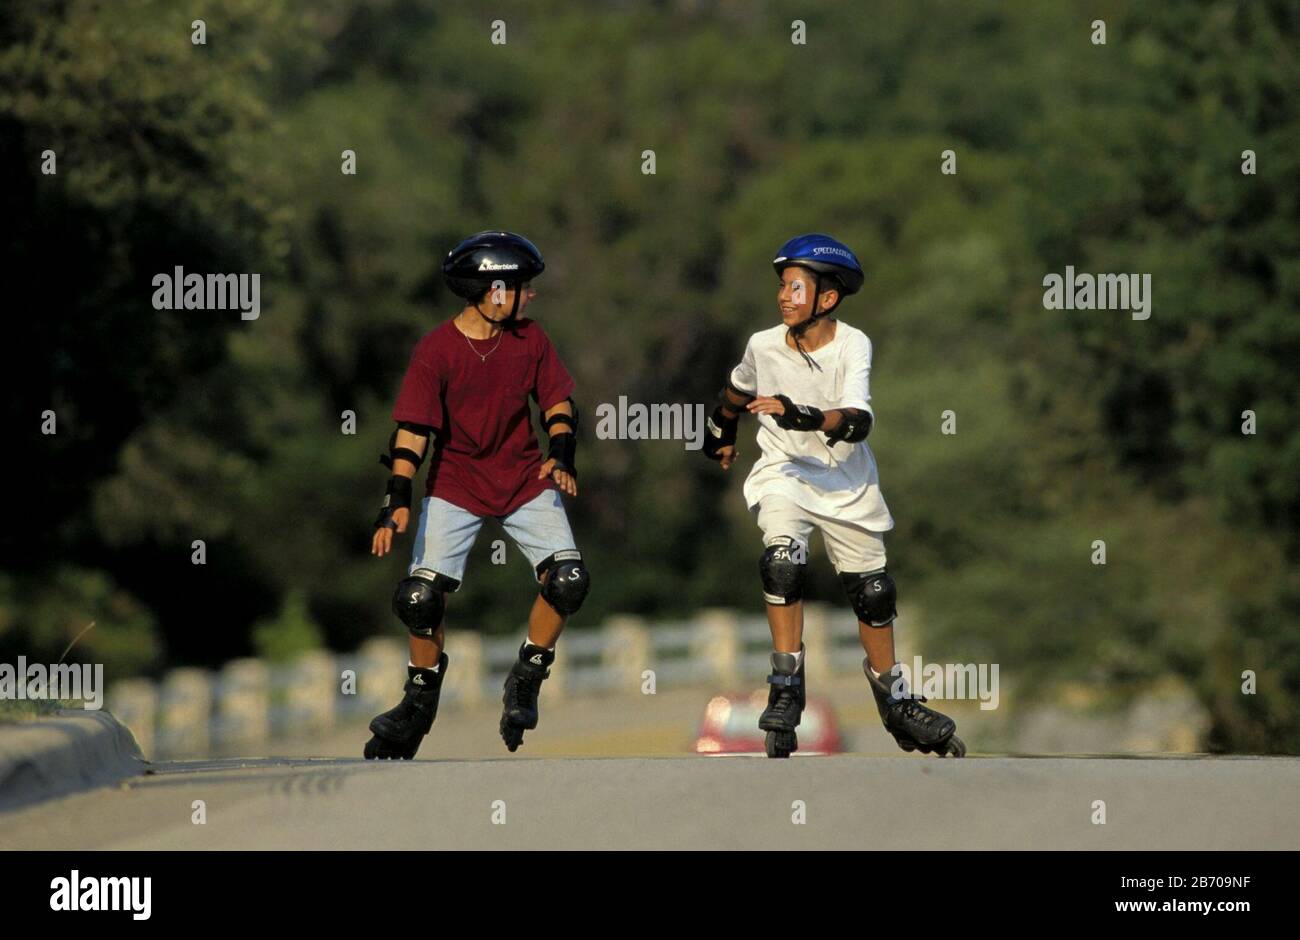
[370,507,410,556]
[716,444,738,470]
[747,395,785,418]
[749,395,823,432]
[539,458,579,497]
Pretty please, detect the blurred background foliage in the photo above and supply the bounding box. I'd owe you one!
[1,0,1296,751]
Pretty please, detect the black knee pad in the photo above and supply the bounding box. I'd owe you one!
[841,569,897,627]
[539,553,590,615]
[392,572,458,637]
[760,536,806,606]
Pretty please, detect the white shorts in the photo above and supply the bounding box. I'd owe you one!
[754,495,887,574]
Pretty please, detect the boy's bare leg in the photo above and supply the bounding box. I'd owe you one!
[766,600,803,653]
[526,592,565,648]
[859,621,896,674]
[409,627,444,668]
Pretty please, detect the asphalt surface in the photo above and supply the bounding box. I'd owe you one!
[3,751,1297,850]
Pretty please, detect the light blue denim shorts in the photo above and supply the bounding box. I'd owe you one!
[409,489,579,589]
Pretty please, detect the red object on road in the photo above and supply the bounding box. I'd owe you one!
[693,690,843,756]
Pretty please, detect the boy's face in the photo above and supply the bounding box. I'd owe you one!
[777,267,836,326]
[482,281,536,315]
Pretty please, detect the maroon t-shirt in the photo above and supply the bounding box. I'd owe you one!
[391,317,576,517]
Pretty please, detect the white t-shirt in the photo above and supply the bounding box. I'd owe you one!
[728,321,894,531]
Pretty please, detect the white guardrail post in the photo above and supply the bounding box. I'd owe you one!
[602,615,652,696]
[217,658,270,747]
[356,637,406,714]
[690,608,740,688]
[443,631,485,708]
[289,650,338,735]
[159,667,213,757]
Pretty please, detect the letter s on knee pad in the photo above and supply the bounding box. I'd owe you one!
[841,569,897,627]
[539,553,590,616]
[392,572,458,637]
[760,536,806,606]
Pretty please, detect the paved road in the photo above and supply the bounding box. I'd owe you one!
[3,752,1297,850]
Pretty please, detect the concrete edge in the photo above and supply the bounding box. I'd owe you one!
[0,709,147,812]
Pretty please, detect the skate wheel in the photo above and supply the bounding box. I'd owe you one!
[765,730,797,759]
[941,735,967,758]
[365,734,419,760]
[896,737,918,753]
[500,717,525,753]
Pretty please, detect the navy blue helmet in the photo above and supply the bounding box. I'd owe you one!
[772,233,864,296]
[443,230,545,301]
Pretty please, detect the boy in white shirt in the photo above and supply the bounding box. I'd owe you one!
[704,234,965,758]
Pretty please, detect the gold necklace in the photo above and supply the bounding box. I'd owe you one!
[457,317,503,362]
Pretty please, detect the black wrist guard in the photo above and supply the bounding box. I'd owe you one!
[825,409,873,444]
[374,475,413,530]
[772,395,824,432]
[547,432,577,478]
[703,404,739,460]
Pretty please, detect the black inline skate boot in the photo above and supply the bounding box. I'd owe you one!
[759,650,806,759]
[364,653,448,760]
[865,660,965,757]
[500,643,554,752]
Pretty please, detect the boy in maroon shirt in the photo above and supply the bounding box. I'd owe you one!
[365,231,589,758]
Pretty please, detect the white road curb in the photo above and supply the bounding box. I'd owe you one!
[0,710,146,811]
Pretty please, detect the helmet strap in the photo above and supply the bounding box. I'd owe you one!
[472,283,522,328]
[788,274,825,371]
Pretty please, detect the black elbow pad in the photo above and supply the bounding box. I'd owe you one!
[379,423,434,470]
[723,380,756,404]
[825,410,872,444]
[543,398,579,436]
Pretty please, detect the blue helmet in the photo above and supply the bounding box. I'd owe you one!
[772,233,864,296]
